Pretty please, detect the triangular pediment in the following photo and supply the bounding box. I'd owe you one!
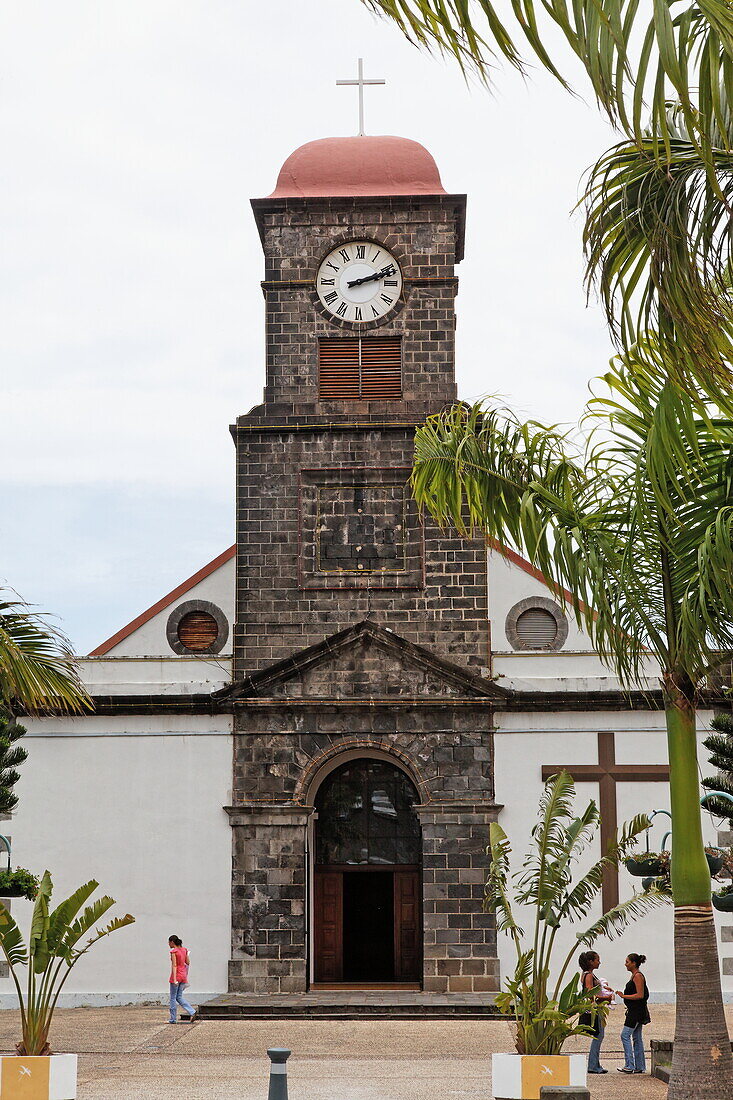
[220,620,510,702]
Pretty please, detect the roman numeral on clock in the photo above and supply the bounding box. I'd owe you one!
[324,291,338,305]
[371,305,379,318]
[320,278,335,286]
[338,248,350,263]
[354,307,363,321]
[380,294,394,305]
[371,250,381,263]
[384,280,397,287]
[336,301,348,317]
[355,245,365,259]
[326,261,339,272]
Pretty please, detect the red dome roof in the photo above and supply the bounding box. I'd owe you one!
[268,135,446,198]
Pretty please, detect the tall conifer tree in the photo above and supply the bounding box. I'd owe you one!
[703,714,733,823]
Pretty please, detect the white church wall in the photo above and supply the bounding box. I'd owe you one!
[488,549,596,653]
[488,547,662,692]
[493,711,731,1003]
[0,721,233,1007]
[80,655,232,695]
[493,650,627,693]
[100,552,235,658]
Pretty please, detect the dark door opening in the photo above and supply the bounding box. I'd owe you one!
[343,871,393,982]
[313,759,423,985]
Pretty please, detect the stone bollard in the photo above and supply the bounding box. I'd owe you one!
[539,1087,590,1100]
[267,1048,291,1100]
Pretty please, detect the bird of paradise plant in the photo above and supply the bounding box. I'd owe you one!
[0,872,134,1055]
[488,771,668,1055]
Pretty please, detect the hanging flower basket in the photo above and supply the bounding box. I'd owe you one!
[0,869,39,901]
[706,849,725,875]
[641,875,669,892]
[625,853,669,877]
[713,888,733,912]
[627,850,723,881]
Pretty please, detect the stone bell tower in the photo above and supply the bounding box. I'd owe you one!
[223,133,505,996]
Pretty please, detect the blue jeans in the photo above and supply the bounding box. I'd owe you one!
[169,981,195,1022]
[621,1023,645,1071]
[588,1022,605,1071]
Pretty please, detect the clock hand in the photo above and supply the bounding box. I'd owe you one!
[347,264,396,288]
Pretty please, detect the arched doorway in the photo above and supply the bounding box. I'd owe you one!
[313,758,422,984]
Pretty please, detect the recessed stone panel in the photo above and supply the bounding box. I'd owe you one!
[299,467,423,591]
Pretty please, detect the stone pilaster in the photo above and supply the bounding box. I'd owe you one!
[418,802,500,993]
[227,805,310,994]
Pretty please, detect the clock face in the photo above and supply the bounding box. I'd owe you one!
[316,241,403,324]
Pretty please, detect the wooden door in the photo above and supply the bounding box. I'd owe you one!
[394,870,420,981]
[314,871,343,982]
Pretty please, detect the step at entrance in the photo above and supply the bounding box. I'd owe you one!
[197,992,502,1019]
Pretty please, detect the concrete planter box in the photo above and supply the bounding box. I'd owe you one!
[0,1053,77,1098]
[492,1053,586,1099]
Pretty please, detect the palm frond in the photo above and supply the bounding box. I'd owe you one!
[576,886,671,945]
[413,350,733,691]
[0,596,92,716]
[584,131,733,398]
[485,823,524,938]
[362,0,733,171]
[558,813,652,921]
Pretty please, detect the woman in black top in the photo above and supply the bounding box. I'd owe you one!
[615,953,650,1073]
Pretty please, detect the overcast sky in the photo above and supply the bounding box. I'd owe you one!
[1,1,618,654]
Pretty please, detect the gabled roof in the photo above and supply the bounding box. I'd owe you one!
[88,537,579,661]
[89,545,236,657]
[487,538,596,620]
[218,619,511,703]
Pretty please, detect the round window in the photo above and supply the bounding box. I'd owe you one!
[166,600,229,655]
[505,597,568,652]
[515,608,558,649]
[177,611,219,652]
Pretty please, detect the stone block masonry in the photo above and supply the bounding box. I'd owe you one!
[227,704,500,994]
[226,180,501,995]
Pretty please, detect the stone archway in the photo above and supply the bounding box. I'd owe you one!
[311,756,422,985]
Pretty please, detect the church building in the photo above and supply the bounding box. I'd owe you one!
[11,127,732,1007]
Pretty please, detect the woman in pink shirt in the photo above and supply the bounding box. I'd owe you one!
[168,935,196,1023]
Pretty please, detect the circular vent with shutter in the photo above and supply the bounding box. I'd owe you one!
[505,597,568,652]
[166,600,229,655]
[515,608,558,649]
[177,611,219,652]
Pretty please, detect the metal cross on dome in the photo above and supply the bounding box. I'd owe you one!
[336,58,385,137]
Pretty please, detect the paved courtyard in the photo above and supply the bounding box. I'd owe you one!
[0,1003,701,1098]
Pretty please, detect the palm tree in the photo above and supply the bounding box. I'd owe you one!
[411,350,733,1098]
[583,106,733,399]
[0,593,91,716]
[362,0,733,162]
[362,1,733,393]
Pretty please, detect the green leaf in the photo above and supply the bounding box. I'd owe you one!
[0,596,92,716]
[29,872,52,974]
[0,904,28,969]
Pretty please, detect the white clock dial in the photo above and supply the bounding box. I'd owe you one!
[316,241,402,324]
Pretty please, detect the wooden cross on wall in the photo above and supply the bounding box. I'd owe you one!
[542,731,669,912]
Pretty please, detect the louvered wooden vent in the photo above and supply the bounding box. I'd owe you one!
[515,608,558,649]
[177,611,219,652]
[319,338,402,400]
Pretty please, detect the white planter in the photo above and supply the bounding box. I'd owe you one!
[0,1053,77,1099]
[492,1052,586,1100]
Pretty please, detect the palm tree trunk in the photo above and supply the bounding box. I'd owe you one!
[666,689,733,1099]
